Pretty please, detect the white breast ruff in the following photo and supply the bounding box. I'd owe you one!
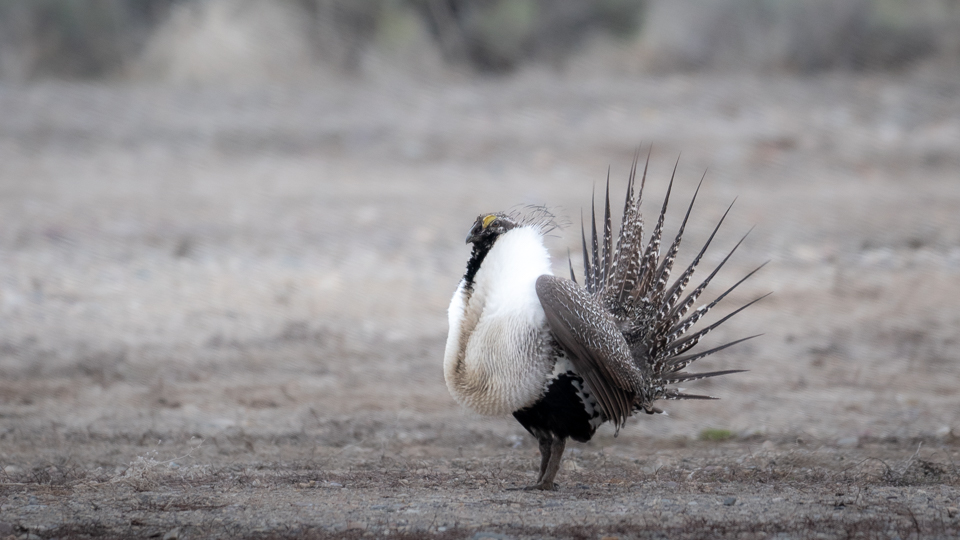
[443,226,555,416]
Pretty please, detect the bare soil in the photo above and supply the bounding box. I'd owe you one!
[1,69,959,539]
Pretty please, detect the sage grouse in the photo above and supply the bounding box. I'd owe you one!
[443,156,766,490]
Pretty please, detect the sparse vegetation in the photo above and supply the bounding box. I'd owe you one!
[640,0,955,72]
[0,0,175,79]
[0,0,957,80]
[699,428,736,441]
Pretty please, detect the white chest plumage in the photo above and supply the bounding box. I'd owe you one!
[443,226,555,416]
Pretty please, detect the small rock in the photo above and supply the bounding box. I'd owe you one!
[3,466,21,474]
[346,521,366,531]
[947,507,958,518]
[162,527,180,540]
[663,481,678,489]
[761,440,776,451]
[837,437,858,448]
[723,497,737,506]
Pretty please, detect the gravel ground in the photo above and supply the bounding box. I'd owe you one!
[1,69,959,539]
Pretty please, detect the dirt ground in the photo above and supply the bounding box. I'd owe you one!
[1,68,959,539]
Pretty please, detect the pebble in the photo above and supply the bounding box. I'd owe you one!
[723,497,737,506]
[162,528,180,540]
[948,507,958,518]
[837,437,858,448]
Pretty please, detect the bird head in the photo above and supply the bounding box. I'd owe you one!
[466,213,519,245]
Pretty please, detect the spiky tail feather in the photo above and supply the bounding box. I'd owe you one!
[571,150,766,408]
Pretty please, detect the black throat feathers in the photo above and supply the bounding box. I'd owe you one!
[462,235,497,291]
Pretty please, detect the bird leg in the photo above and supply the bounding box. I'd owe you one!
[510,435,566,491]
[534,437,552,484]
[536,437,566,491]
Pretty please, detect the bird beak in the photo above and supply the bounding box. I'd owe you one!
[465,220,483,244]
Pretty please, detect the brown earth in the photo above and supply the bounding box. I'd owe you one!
[1,69,959,539]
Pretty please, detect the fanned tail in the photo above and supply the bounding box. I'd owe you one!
[579,150,767,409]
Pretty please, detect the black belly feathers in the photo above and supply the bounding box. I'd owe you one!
[513,371,599,444]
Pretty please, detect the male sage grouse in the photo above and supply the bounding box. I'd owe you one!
[443,155,766,490]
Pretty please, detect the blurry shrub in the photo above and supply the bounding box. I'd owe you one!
[296,0,647,73]
[0,0,646,79]
[297,0,385,72]
[409,0,646,72]
[137,0,315,83]
[0,0,174,80]
[640,0,952,72]
[0,0,956,80]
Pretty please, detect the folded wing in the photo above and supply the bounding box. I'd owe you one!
[535,275,644,430]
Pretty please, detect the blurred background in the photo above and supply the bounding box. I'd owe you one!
[1,0,959,467]
[1,0,959,80]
